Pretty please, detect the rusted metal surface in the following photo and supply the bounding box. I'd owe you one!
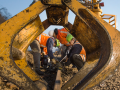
[42,19,51,30]
[73,9,111,90]
[63,0,120,90]
[79,10,120,90]
[71,16,100,54]
[46,5,69,25]
[0,0,120,89]
[63,22,73,32]
[0,1,48,89]
[86,48,100,61]
[62,59,99,90]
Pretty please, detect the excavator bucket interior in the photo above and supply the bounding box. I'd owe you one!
[0,0,120,90]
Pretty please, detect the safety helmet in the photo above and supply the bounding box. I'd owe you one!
[66,34,73,42]
[55,39,60,47]
[48,30,54,37]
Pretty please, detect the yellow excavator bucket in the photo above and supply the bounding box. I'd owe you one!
[0,0,119,90]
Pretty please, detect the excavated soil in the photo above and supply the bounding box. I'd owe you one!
[0,51,120,90]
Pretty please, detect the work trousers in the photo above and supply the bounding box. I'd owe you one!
[30,40,41,70]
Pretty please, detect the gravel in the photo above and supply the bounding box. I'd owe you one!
[1,52,120,90]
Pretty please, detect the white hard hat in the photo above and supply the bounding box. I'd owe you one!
[48,30,54,36]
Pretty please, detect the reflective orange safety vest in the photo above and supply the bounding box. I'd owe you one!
[74,41,86,62]
[36,33,50,55]
[56,28,70,46]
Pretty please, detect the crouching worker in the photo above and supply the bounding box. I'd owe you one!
[65,34,86,70]
[30,33,60,75]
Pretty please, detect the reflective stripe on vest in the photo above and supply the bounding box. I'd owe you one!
[60,31,69,34]
[57,28,70,46]
[36,33,50,48]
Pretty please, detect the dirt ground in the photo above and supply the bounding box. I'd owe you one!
[0,51,120,90]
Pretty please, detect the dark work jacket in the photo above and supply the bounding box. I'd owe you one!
[67,43,82,60]
[46,38,54,59]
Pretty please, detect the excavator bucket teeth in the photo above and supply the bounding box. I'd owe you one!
[62,0,120,90]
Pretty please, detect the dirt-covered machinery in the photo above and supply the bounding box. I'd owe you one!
[0,0,119,90]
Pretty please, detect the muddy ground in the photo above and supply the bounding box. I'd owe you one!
[0,51,120,90]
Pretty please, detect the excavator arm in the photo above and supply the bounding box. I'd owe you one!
[0,0,119,90]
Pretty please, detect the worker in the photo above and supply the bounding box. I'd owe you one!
[48,28,71,59]
[30,33,60,75]
[65,34,86,70]
[48,28,70,46]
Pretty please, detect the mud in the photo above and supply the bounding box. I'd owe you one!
[0,61,120,90]
[0,51,120,90]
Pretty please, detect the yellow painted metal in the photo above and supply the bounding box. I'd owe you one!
[14,16,45,81]
[63,0,120,90]
[101,14,116,29]
[13,16,44,51]
[82,13,120,90]
[0,1,48,89]
[46,5,69,25]
[42,0,62,5]
[62,59,99,90]
[0,0,119,89]
[70,16,100,54]
[92,0,102,17]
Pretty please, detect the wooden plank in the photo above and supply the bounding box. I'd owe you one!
[54,70,62,90]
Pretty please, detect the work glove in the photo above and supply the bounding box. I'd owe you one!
[51,58,59,65]
[66,46,72,55]
[66,50,69,55]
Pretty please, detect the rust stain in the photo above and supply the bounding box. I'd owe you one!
[0,57,3,60]
[26,9,29,13]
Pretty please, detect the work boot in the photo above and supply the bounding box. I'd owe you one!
[72,54,84,70]
[35,69,44,75]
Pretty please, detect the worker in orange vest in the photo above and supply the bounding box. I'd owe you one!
[65,34,86,70]
[48,28,71,59]
[30,33,60,75]
[48,28,70,46]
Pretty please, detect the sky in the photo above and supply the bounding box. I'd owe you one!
[0,0,120,33]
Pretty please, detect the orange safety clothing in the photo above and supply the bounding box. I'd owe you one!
[74,41,86,62]
[36,33,50,55]
[56,28,70,46]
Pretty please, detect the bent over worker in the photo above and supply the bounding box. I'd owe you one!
[48,28,70,46]
[65,34,86,70]
[48,28,71,59]
[30,33,60,75]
